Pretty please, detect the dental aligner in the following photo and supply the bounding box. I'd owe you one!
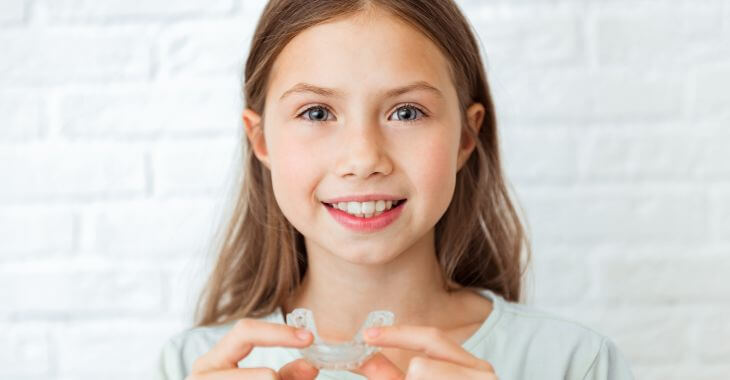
[285,308,395,370]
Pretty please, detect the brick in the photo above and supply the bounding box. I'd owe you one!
[0,0,27,24]
[0,206,74,259]
[46,0,235,23]
[691,64,730,122]
[597,254,730,304]
[55,319,186,377]
[469,6,584,69]
[0,142,146,201]
[499,68,684,124]
[696,313,730,363]
[0,29,152,86]
[577,131,634,181]
[0,262,164,314]
[696,133,730,179]
[709,187,730,242]
[595,4,729,66]
[527,250,591,306]
[578,131,714,182]
[167,260,210,316]
[0,92,45,141]
[60,83,241,138]
[160,18,253,78]
[0,323,51,377]
[519,188,707,246]
[151,139,238,196]
[86,199,219,257]
[501,128,579,184]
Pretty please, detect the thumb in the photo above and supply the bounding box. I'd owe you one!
[351,352,404,380]
[279,358,319,380]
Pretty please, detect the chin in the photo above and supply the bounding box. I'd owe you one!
[331,245,400,266]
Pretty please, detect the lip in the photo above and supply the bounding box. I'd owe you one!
[320,194,405,203]
[323,200,406,233]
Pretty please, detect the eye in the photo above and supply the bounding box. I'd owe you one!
[296,103,428,124]
[297,105,334,124]
[389,104,427,123]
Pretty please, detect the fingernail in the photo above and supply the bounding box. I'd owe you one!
[296,329,311,340]
[365,328,380,338]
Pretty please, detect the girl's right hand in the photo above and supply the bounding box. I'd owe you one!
[187,318,319,380]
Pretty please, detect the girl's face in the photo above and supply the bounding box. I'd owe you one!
[244,9,484,265]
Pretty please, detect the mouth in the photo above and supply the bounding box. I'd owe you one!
[322,198,407,232]
[321,199,407,219]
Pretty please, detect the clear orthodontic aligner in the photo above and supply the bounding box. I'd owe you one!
[285,308,395,370]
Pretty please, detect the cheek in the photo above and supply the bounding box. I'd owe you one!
[403,128,459,210]
[268,132,321,218]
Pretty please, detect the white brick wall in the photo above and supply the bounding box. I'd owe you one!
[0,0,727,378]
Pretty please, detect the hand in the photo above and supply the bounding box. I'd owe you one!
[352,325,498,379]
[187,318,319,380]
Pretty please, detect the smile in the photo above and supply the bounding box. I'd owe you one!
[322,199,406,232]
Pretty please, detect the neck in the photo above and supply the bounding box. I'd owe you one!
[282,228,462,342]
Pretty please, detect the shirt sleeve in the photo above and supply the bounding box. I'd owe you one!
[154,337,188,380]
[582,337,635,380]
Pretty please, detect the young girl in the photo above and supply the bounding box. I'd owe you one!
[157,0,634,379]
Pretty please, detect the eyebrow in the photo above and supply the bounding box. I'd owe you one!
[278,80,443,101]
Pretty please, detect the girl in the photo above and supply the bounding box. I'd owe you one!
[157,0,634,379]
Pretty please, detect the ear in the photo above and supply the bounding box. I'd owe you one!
[242,108,270,169]
[456,103,485,171]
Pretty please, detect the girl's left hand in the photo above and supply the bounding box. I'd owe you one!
[351,325,498,379]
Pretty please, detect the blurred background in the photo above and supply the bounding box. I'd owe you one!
[1,0,728,379]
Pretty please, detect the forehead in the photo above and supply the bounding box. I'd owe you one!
[266,9,455,102]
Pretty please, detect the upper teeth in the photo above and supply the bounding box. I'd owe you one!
[330,200,399,218]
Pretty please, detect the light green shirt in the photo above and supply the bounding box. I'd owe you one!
[156,288,634,379]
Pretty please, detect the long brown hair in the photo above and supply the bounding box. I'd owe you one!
[195,0,532,327]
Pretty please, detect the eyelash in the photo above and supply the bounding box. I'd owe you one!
[295,103,428,124]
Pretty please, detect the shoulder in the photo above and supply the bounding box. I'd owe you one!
[476,289,611,353]
[499,300,606,347]
[155,322,237,380]
[472,290,634,379]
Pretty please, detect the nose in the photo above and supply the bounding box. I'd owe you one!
[335,123,393,179]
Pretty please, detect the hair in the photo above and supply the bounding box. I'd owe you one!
[194,0,532,327]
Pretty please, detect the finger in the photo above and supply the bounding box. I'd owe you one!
[192,318,313,373]
[350,352,404,380]
[364,326,493,372]
[278,358,320,380]
[403,356,497,380]
[188,367,279,380]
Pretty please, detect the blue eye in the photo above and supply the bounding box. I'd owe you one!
[390,104,426,123]
[296,103,428,124]
[297,105,333,123]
